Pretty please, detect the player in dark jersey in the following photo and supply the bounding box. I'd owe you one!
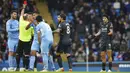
[53,14,72,72]
[94,15,113,72]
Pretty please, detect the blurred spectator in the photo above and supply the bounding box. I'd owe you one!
[113,0,120,9]
[122,50,130,61]
[112,31,121,51]
[113,0,121,16]
[124,21,130,50]
[125,1,130,14]
[0,32,7,62]
[75,44,86,62]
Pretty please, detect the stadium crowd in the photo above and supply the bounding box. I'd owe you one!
[0,0,130,63]
[47,0,130,62]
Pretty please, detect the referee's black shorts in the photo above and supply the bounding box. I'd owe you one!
[16,40,31,56]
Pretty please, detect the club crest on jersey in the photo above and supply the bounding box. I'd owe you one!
[101,28,107,32]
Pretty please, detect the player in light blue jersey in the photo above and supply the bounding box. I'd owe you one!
[6,10,19,71]
[36,15,53,72]
[26,12,39,71]
[26,12,55,71]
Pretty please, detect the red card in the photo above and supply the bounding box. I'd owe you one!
[24,0,27,5]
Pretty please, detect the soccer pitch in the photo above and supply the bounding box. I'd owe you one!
[0,71,129,73]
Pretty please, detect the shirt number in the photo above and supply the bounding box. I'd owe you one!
[66,26,70,34]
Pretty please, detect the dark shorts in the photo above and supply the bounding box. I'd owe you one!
[100,40,112,51]
[16,40,31,56]
[49,47,57,59]
[57,42,71,54]
[49,47,54,55]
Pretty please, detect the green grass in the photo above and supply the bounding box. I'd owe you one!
[0,71,129,73]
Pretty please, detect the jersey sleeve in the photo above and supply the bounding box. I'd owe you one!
[36,24,44,37]
[109,22,113,29]
[36,24,40,33]
[16,20,19,29]
[58,24,63,30]
[99,22,102,29]
[19,16,24,21]
[98,22,102,33]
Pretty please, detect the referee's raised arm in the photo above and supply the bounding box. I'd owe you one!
[21,4,26,16]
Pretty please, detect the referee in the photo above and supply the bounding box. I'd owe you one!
[16,4,33,71]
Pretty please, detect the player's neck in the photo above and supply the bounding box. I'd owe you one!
[11,17,15,20]
[104,21,108,24]
[37,21,42,24]
[61,20,65,23]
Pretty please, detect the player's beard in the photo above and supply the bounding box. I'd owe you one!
[58,21,61,24]
[103,21,107,24]
[12,16,17,20]
[103,19,108,24]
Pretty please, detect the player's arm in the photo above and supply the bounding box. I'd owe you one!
[37,30,41,45]
[25,23,32,30]
[53,28,61,33]
[94,29,101,37]
[6,21,18,32]
[53,24,62,33]
[19,4,27,22]
[25,21,34,30]
[108,23,113,36]
[94,22,101,37]
[21,4,26,16]
[36,25,41,45]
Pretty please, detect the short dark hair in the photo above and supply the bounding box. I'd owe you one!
[36,15,43,22]
[102,14,109,19]
[60,13,66,20]
[10,10,17,14]
[27,12,33,15]
[33,11,40,14]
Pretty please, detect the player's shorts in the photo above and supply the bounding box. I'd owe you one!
[57,42,71,54]
[100,39,112,51]
[31,39,40,52]
[7,38,19,52]
[16,40,31,56]
[41,40,53,53]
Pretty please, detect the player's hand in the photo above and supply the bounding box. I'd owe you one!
[23,4,26,9]
[30,18,34,22]
[108,32,112,36]
[53,43,58,50]
[53,29,60,33]
[94,34,97,37]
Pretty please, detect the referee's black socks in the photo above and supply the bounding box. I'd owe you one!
[16,55,20,69]
[23,55,30,69]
